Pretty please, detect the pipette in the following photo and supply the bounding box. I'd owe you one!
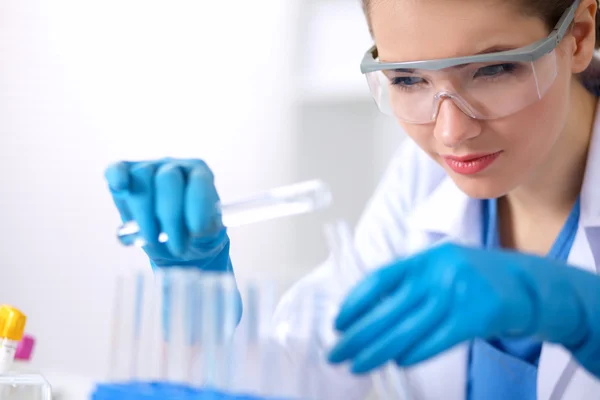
[116,179,332,247]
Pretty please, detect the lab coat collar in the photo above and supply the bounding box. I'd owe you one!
[407,175,481,246]
[580,98,600,228]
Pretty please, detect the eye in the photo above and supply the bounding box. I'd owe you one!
[475,63,517,78]
[391,76,425,87]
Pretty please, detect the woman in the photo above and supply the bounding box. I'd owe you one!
[105,0,600,398]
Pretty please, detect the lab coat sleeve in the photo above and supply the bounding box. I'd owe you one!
[271,139,435,399]
[566,272,600,378]
[271,258,373,400]
[521,260,600,379]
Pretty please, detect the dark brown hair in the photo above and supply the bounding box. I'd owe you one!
[361,0,600,48]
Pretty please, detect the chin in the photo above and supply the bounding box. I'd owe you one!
[449,173,510,199]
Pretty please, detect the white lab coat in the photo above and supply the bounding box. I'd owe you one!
[271,103,600,398]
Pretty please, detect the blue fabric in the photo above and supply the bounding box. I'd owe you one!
[467,196,581,400]
[470,339,538,399]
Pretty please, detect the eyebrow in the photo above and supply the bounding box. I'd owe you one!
[475,45,517,55]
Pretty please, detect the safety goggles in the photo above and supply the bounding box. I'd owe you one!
[360,0,580,124]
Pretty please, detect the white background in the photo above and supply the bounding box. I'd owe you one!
[0,0,405,396]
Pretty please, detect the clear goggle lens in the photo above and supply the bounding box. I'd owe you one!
[366,50,558,124]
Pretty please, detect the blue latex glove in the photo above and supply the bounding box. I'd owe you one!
[328,243,600,378]
[104,158,231,271]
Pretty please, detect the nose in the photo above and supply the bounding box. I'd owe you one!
[433,98,482,148]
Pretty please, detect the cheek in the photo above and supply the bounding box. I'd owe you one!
[489,66,570,162]
[398,123,437,156]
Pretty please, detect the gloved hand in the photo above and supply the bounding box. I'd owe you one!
[328,243,600,379]
[104,158,231,272]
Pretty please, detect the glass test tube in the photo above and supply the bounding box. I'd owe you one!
[116,179,332,247]
[231,281,278,397]
[109,270,157,382]
[197,273,238,391]
[108,273,138,382]
[298,290,323,400]
[239,283,260,394]
[134,269,164,382]
[161,269,198,384]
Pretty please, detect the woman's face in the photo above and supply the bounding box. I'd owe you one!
[370,0,576,198]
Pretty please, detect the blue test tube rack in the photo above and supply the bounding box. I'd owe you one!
[91,381,294,399]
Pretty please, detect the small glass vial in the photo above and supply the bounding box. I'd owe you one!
[0,305,27,374]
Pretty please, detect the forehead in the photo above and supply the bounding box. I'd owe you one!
[370,0,549,62]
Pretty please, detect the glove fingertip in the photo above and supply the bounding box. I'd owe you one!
[327,346,346,364]
[189,162,215,182]
[186,169,220,235]
[105,162,130,192]
[334,311,352,332]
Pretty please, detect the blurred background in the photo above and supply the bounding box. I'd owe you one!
[0,0,406,397]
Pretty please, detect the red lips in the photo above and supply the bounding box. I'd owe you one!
[442,152,502,175]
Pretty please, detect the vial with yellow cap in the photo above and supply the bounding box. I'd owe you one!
[0,305,27,374]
